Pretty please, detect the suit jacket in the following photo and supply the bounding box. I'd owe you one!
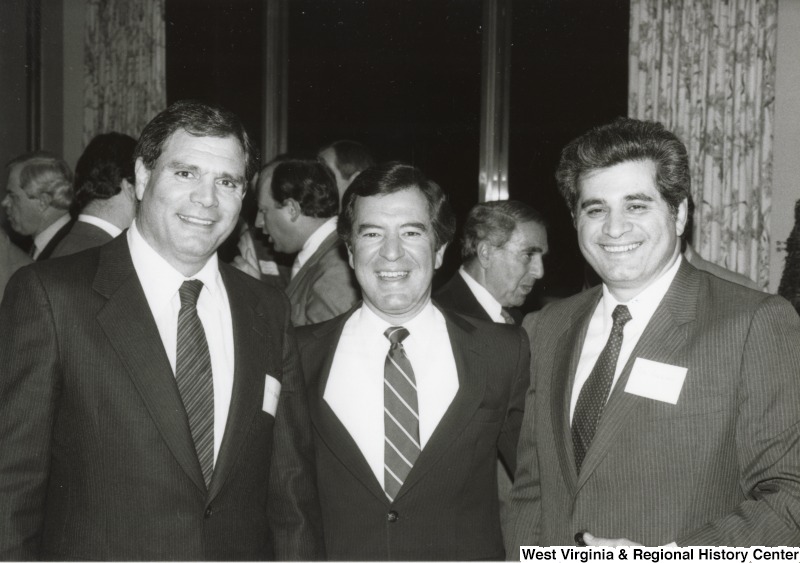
[50,219,114,258]
[0,235,323,561]
[297,305,530,560]
[0,229,31,299]
[506,260,800,549]
[35,217,75,261]
[286,230,359,326]
[434,271,523,324]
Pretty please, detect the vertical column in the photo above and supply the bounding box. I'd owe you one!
[479,0,512,202]
[262,0,289,164]
[26,0,42,151]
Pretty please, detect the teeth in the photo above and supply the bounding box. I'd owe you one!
[377,271,408,279]
[179,214,213,226]
[602,243,640,253]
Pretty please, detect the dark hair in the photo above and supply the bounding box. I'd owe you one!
[7,151,73,210]
[269,159,339,218]
[320,140,375,180]
[71,132,137,214]
[134,99,259,181]
[461,200,546,260]
[338,161,456,250]
[555,117,690,216]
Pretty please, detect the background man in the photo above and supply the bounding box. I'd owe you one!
[318,139,375,201]
[435,200,548,324]
[51,132,138,257]
[507,118,800,549]
[0,100,322,560]
[255,158,359,326]
[2,151,73,260]
[297,162,529,560]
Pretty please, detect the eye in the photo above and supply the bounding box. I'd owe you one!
[584,206,606,218]
[627,203,648,212]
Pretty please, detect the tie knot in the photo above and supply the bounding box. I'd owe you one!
[611,304,632,328]
[500,308,516,325]
[384,326,410,345]
[179,279,204,308]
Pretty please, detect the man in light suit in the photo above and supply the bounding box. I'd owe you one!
[255,158,359,326]
[506,118,800,550]
[297,162,530,560]
[0,100,323,560]
[51,132,138,258]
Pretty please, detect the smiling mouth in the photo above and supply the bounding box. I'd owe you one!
[377,270,409,280]
[601,242,641,253]
[178,214,214,226]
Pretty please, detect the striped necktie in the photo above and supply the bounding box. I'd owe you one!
[383,326,420,501]
[176,279,215,489]
[500,308,516,325]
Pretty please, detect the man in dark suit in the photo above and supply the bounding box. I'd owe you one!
[250,158,359,326]
[0,100,323,560]
[51,132,138,258]
[1,151,74,260]
[506,118,800,551]
[297,162,530,560]
[435,200,548,324]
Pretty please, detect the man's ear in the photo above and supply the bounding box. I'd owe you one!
[675,197,689,237]
[35,191,52,210]
[134,158,150,202]
[285,198,302,222]
[476,240,493,269]
[434,242,448,270]
[347,243,355,270]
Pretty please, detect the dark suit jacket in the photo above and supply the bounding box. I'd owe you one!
[50,219,114,258]
[0,229,31,299]
[297,305,530,560]
[35,217,75,260]
[0,235,323,561]
[507,260,800,549]
[285,231,359,326]
[434,271,523,324]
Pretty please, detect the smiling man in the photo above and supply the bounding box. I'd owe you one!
[0,100,322,560]
[506,118,800,550]
[296,162,530,560]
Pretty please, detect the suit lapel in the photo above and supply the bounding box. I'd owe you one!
[304,309,389,503]
[207,265,269,500]
[576,261,698,490]
[94,236,206,495]
[551,289,600,495]
[395,309,487,500]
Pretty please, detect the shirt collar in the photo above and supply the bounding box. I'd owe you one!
[33,213,71,258]
[294,216,338,275]
[127,220,225,313]
[601,254,683,324]
[458,266,503,321]
[77,214,122,237]
[356,298,440,344]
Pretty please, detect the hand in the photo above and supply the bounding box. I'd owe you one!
[232,255,261,280]
[582,532,641,546]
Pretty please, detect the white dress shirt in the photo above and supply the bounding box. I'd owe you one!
[291,216,337,278]
[570,255,682,422]
[77,213,122,237]
[458,267,505,323]
[324,301,459,488]
[127,220,235,464]
[32,213,71,259]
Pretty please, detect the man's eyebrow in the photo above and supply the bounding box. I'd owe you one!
[579,198,605,210]
[401,221,429,231]
[624,192,655,202]
[166,160,245,185]
[356,223,383,233]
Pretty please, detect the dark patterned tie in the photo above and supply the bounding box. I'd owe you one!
[572,304,632,473]
[383,326,421,501]
[176,280,215,489]
[500,308,516,325]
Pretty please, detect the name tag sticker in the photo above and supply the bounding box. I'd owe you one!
[262,375,281,416]
[624,358,687,404]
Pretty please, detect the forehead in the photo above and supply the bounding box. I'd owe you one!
[6,164,23,189]
[507,220,547,248]
[353,188,432,224]
[158,130,245,172]
[577,159,661,202]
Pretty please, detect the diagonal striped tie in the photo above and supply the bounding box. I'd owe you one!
[176,280,215,489]
[383,326,420,501]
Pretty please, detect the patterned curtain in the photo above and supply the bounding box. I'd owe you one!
[628,0,778,288]
[84,0,166,144]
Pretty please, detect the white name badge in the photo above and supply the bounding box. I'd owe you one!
[624,358,687,404]
[262,375,281,416]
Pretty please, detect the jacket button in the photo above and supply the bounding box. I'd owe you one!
[387,510,398,523]
[204,505,213,519]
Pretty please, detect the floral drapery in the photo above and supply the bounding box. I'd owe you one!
[84,0,166,144]
[628,0,777,288]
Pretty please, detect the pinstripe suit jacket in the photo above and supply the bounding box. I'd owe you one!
[0,235,323,561]
[506,260,800,549]
[50,219,114,258]
[297,305,530,560]
[285,231,359,326]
